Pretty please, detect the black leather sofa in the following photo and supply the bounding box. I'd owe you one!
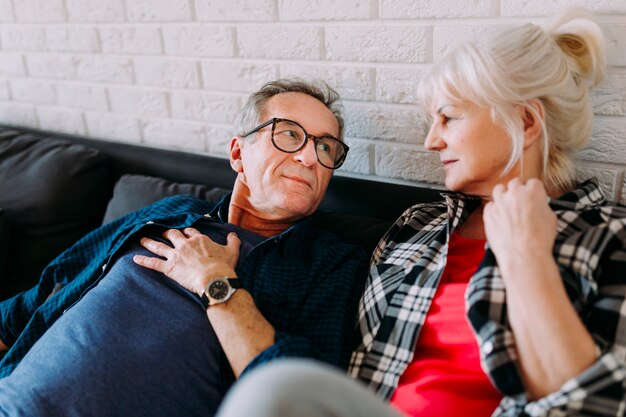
[0,125,443,300]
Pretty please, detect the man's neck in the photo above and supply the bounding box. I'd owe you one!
[227,180,299,237]
[227,202,295,237]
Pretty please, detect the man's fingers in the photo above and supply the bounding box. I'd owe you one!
[226,233,241,252]
[140,237,173,256]
[163,228,187,246]
[133,255,167,272]
[183,227,201,237]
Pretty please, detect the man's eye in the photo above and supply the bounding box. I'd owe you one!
[277,129,299,138]
[317,141,333,155]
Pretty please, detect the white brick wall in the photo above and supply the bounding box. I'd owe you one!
[0,0,624,201]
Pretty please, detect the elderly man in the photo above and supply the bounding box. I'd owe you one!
[0,79,367,417]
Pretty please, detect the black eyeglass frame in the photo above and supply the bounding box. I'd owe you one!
[242,117,349,170]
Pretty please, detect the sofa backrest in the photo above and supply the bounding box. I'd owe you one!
[0,125,444,301]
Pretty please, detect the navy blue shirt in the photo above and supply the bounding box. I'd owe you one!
[0,193,368,381]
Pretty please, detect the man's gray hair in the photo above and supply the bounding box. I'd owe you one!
[235,78,344,141]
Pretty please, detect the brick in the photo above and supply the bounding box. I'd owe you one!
[238,27,322,60]
[100,27,163,55]
[135,57,200,89]
[26,54,75,79]
[281,64,374,101]
[1,26,46,51]
[381,0,497,18]
[127,0,192,22]
[57,83,109,111]
[142,118,210,152]
[342,102,428,143]
[75,56,134,84]
[593,72,626,116]
[46,27,100,52]
[13,0,66,22]
[375,143,444,184]
[604,25,626,67]
[281,0,371,20]
[0,81,9,99]
[108,87,169,118]
[326,26,429,63]
[85,112,141,143]
[575,163,619,201]
[195,0,275,21]
[433,25,493,60]
[0,102,38,127]
[163,26,234,57]
[376,67,427,104]
[0,52,25,76]
[37,107,86,135]
[202,61,278,92]
[171,91,240,123]
[0,0,14,22]
[502,0,626,16]
[206,125,237,154]
[66,0,125,22]
[10,79,56,104]
[338,139,372,175]
[576,117,626,164]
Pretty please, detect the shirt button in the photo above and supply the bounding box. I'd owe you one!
[62,309,67,315]
[102,264,107,272]
[204,213,212,219]
[146,221,154,225]
[483,341,494,354]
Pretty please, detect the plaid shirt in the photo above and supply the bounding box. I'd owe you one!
[349,179,626,416]
[0,194,367,378]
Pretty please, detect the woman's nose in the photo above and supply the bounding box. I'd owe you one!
[424,125,445,151]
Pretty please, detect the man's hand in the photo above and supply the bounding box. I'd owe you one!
[133,228,241,295]
[483,178,557,270]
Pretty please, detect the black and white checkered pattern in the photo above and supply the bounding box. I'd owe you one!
[350,179,626,416]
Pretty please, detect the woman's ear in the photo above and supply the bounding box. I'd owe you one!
[522,99,545,149]
[229,137,244,173]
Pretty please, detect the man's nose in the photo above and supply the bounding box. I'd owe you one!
[293,138,318,167]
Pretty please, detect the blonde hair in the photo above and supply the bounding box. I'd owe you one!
[418,9,605,192]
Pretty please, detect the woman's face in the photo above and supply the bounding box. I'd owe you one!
[424,100,517,198]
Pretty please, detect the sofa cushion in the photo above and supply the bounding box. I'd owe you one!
[0,133,111,300]
[103,174,231,224]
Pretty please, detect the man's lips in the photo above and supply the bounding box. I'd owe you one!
[282,175,312,187]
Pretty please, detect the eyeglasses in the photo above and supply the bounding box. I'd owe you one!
[242,118,349,170]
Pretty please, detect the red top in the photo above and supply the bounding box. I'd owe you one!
[390,232,502,417]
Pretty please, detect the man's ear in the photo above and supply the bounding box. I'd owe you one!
[522,99,545,149]
[229,137,244,173]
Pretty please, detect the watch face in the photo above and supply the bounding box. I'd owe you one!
[208,280,229,300]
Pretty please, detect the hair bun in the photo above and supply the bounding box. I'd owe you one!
[550,9,605,87]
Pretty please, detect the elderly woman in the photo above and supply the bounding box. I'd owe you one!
[215,10,626,417]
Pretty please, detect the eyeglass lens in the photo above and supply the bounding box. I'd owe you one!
[273,120,345,168]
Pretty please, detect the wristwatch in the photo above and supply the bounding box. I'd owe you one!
[199,277,242,309]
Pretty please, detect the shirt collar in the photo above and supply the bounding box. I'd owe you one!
[549,178,606,210]
[209,191,313,248]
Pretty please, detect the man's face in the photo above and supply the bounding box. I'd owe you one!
[230,92,339,221]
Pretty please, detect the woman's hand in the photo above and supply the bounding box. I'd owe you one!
[483,178,557,270]
[133,228,241,296]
